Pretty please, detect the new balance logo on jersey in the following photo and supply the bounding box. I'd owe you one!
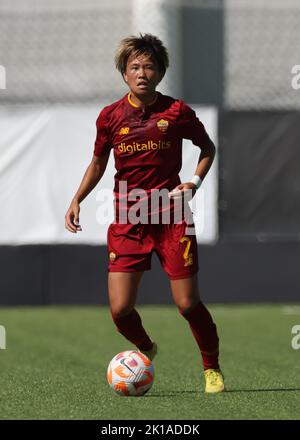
[119,127,130,135]
[118,140,171,155]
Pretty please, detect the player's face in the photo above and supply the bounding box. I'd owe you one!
[123,53,162,99]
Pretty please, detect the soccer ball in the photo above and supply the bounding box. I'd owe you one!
[107,350,154,396]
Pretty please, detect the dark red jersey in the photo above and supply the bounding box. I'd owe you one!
[94,92,210,222]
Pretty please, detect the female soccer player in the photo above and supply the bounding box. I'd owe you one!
[65,34,224,393]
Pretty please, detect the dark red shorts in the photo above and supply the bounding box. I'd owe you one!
[107,221,199,280]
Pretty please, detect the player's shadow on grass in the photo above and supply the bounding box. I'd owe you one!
[147,388,300,397]
[223,388,300,393]
[146,391,198,397]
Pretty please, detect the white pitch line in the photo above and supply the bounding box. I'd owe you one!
[282,306,300,315]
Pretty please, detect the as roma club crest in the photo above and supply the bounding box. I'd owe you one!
[157,119,169,133]
[109,252,117,262]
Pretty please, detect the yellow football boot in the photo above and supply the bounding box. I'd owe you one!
[204,369,225,393]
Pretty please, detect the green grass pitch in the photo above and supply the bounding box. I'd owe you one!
[0,304,299,419]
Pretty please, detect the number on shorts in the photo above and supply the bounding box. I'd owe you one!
[180,236,193,267]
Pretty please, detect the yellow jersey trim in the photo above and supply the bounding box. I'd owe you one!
[128,93,139,108]
[127,92,158,108]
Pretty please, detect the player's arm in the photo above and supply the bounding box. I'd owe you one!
[193,137,216,183]
[169,138,215,198]
[169,102,216,199]
[65,152,110,233]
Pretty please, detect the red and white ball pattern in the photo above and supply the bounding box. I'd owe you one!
[107,350,154,396]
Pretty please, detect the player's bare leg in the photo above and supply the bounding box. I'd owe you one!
[108,272,155,355]
[170,273,200,315]
[108,271,143,317]
[170,273,224,392]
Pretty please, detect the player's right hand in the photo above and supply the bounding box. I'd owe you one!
[65,200,82,233]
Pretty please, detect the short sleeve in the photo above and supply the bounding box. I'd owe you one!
[177,101,211,148]
[93,108,112,157]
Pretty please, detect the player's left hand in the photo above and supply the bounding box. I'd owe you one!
[168,182,197,200]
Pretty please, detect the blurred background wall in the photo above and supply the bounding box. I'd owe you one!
[0,0,299,304]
